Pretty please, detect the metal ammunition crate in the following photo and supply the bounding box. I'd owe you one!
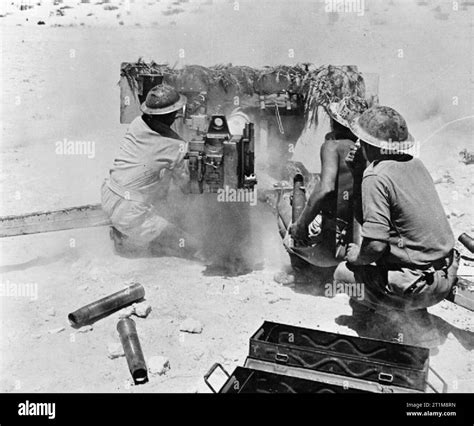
[245,321,443,393]
[204,364,370,394]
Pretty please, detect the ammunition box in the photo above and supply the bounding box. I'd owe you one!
[218,366,371,394]
[246,321,432,393]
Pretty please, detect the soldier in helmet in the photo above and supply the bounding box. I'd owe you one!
[334,106,458,344]
[290,96,368,244]
[101,84,199,257]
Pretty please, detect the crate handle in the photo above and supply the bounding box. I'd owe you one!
[427,366,448,393]
[378,372,394,383]
[275,352,289,363]
[203,363,230,394]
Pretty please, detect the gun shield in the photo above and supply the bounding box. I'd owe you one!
[117,318,148,385]
[68,283,145,327]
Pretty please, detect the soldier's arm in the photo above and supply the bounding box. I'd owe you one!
[170,142,191,194]
[352,172,364,226]
[348,238,388,265]
[172,160,190,194]
[348,175,391,265]
[345,144,366,225]
[296,140,339,230]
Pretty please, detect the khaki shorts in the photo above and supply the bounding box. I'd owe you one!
[101,182,170,245]
[334,254,459,311]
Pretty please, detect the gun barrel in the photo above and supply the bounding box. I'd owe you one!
[117,318,148,385]
[68,283,145,327]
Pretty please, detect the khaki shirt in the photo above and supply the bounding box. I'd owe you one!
[110,116,188,203]
[361,156,454,268]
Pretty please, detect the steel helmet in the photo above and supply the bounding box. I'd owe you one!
[327,96,369,128]
[349,105,414,150]
[140,84,187,115]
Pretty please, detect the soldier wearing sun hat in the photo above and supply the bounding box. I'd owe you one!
[334,105,458,343]
[101,84,201,258]
[290,95,368,245]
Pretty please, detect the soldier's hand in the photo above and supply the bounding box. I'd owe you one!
[345,144,360,169]
[345,243,361,264]
[172,161,191,194]
[289,221,309,246]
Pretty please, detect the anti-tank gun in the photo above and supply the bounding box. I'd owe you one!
[185,115,257,194]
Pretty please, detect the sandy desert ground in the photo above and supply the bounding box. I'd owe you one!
[0,0,473,393]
